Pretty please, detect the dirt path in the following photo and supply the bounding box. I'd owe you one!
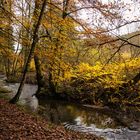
[0,99,102,140]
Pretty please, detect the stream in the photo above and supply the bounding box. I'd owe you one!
[0,75,140,140]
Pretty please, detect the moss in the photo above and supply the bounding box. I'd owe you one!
[0,85,11,100]
[0,86,11,93]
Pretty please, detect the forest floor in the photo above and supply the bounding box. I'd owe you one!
[0,98,103,140]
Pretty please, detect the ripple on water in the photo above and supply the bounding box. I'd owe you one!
[63,123,140,140]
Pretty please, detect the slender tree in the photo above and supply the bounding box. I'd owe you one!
[10,0,47,103]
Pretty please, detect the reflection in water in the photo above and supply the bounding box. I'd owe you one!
[38,101,75,124]
[38,99,140,140]
[47,103,61,123]
[1,80,140,140]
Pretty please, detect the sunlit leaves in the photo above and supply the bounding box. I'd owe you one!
[63,57,140,89]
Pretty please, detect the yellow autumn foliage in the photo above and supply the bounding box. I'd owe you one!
[58,57,140,90]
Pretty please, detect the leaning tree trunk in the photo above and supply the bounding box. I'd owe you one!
[130,72,140,85]
[9,0,47,104]
[121,71,140,89]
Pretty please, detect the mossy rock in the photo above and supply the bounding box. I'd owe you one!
[0,86,11,93]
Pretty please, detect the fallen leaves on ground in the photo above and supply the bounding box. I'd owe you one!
[0,99,102,140]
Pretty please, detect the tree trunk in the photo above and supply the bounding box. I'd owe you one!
[9,0,47,104]
[34,54,45,94]
[48,69,56,95]
[128,72,140,86]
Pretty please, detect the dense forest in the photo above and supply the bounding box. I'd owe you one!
[0,0,140,110]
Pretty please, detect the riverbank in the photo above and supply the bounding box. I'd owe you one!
[5,73,140,109]
[0,98,103,140]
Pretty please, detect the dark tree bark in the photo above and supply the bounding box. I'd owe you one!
[121,72,140,89]
[130,72,140,85]
[48,68,57,95]
[34,54,45,94]
[9,0,47,104]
